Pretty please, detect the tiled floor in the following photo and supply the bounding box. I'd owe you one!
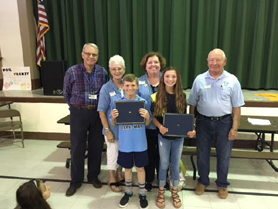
[0,139,278,209]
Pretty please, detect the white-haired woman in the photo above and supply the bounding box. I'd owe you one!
[98,55,126,192]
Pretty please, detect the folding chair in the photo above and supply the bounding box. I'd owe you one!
[0,109,24,147]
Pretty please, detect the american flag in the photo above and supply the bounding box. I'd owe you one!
[36,0,50,66]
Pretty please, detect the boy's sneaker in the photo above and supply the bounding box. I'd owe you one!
[119,192,133,208]
[139,194,148,209]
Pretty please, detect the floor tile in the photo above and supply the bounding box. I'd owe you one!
[1,139,278,209]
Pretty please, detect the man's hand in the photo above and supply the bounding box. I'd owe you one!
[228,128,238,140]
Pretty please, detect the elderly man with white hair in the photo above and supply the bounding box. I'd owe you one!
[188,48,245,199]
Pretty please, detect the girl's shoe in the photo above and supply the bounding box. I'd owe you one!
[156,188,165,208]
[171,188,182,208]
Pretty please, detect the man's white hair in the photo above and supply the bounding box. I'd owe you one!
[207,48,226,60]
[82,43,99,52]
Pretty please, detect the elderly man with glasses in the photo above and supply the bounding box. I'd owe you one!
[63,43,108,196]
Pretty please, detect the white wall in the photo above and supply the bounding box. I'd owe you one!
[4,103,277,143]
[0,0,24,69]
[11,103,70,133]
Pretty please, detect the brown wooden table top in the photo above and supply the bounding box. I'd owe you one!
[240,115,278,134]
[57,115,70,125]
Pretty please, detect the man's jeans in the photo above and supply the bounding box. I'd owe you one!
[158,135,184,187]
[196,114,233,188]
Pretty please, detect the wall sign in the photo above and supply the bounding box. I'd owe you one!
[2,67,31,90]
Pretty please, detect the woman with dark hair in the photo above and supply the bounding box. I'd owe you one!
[15,179,51,209]
[138,52,166,192]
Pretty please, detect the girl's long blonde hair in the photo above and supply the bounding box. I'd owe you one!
[153,67,186,116]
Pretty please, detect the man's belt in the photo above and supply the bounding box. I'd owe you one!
[199,113,232,121]
[72,104,97,110]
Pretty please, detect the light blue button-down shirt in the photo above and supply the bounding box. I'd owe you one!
[188,70,245,117]
[137,72,162,129]
[97,79,124,138]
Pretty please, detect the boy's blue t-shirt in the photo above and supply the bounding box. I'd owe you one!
[110,95,152,153]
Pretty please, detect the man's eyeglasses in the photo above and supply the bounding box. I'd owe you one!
[83,51,98,57]
[208,59,222,63]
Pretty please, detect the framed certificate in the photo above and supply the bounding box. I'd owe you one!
[163,113,194,137]
[115,100,145,124]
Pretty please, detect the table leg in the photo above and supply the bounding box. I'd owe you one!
[191,155,197,180]
[270,133,274,152]
[265,133,277,172]
[266,160,278,172]
[255,132,265,151]
[256,132,277,172]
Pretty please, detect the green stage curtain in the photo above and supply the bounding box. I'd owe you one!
[34,0,278,89]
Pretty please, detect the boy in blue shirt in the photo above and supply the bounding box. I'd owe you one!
[111,74,151,209]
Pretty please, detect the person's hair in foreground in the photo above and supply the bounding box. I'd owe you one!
[16,179,51,209]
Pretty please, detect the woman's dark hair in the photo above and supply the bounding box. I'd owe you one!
[16,180,51,209]
[140,52,166,71]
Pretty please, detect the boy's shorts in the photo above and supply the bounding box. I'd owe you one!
[117,150,148,169]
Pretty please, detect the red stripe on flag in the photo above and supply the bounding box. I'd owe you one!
[36,0,50,66]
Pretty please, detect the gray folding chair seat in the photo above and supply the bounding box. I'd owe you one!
[0,109,24,147]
